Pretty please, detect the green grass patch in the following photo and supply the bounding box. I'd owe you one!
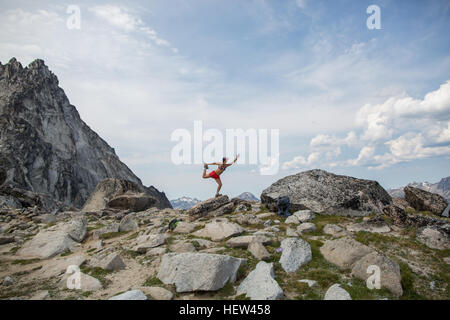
[99,231,128,240]
[80,266,112,287]
[11,259,40,265]
[398,262,427,300]
[342,278,394,300]
[143,276,163,287]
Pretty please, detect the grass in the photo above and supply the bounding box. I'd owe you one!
[216,281,235,298]
[99,231,128,240]
[341,278,394,300]
[398,262,427,300]
[86,223,104,232]
[143,276,163,287]
[11,258,40,265]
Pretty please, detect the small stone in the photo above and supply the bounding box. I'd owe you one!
[248,240,271,260]
[296,222,316,234]
[147,287,173,300]
[298,279,317,287]
[324,284,352,300]
[3,276,14,286]
[109,290,147,300]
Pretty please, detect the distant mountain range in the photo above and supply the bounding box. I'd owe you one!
[387,176,450,201]
[236,192,260,202]
[170,197,201,210]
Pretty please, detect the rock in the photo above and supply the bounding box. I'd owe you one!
[320,237,373,269]
[92,223,120,240]
[236,261,284,300]
[323,224,347,237]
[173,221,197,234]
[234,214,263,225]
[169,241,196,253]
[91,252,126,271]
[192,219,245,242]
[107,193,157,212]
[416,226,450,250]
[18,228,78,259]
[186,195,231,218]
[261,169,391,216]
[146,287,173,300]
[146,247,167,256]
[298,279,317,287]
[286,228,298,237]
[346,217,391,234]
[279,238,312,272]
[64,217,88,242]
[383,205,449,229]
[134,234,167,253]
[235,203,249,212]
[324,284,352,300]
[205,202,234,217]
[296,223,316,234]
[285,215,299,224]
[0,195,22,209]
[109,290,147,300]
[119,214,139,232]
[404,186,448,216]
[60,272,102,292]
[293,210,315,222]
[82,179,170,212]
[226,235,271,248]
[3,276,13,286]
[29,290,50,300]
[0,235,15,245]
[248,240,271,260]
[392,197,412,210]
[157,253,245,292]
[351,251,403,296]
[39,255,86,278]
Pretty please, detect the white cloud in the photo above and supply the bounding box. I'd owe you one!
[89,5,175,50]
[283,81,450,171]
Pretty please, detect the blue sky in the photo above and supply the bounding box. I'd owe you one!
[0,0,449,200]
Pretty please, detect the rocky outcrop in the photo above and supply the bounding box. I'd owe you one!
[109,290,147,300]
[261,169,392,216]
[0,58,170,210]
[404,186,448,216]
[416,226,450,250]
[186,195,232,219]
[157,253,245,292]
[82,179,169,212]
[383,205,449,229]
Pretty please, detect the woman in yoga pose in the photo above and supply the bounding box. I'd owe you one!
[202,154,239,197]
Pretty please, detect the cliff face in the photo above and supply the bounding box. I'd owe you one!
[0,58,171,209]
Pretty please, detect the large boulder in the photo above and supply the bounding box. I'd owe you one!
[351,252,403,296]
[157,253,245,292]
[18,224,81,259]
[279,238,312,272]
[261,169,392,216]
[192,219,245,242]
[320,237,373,269]
[404,186,448,216]
[237,262,284,300]
[82,179,169,212]
[186,195,231,218]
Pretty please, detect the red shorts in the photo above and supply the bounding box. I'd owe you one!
[209,171,220,180]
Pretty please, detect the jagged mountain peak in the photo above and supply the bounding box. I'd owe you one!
[0,57,171,209]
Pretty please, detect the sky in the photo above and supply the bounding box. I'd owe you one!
[0,0,449,200]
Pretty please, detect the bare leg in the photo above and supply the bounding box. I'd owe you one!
[215,179,222,196]
[202,168,209,179]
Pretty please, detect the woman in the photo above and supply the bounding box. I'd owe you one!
[202,154,239,197]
